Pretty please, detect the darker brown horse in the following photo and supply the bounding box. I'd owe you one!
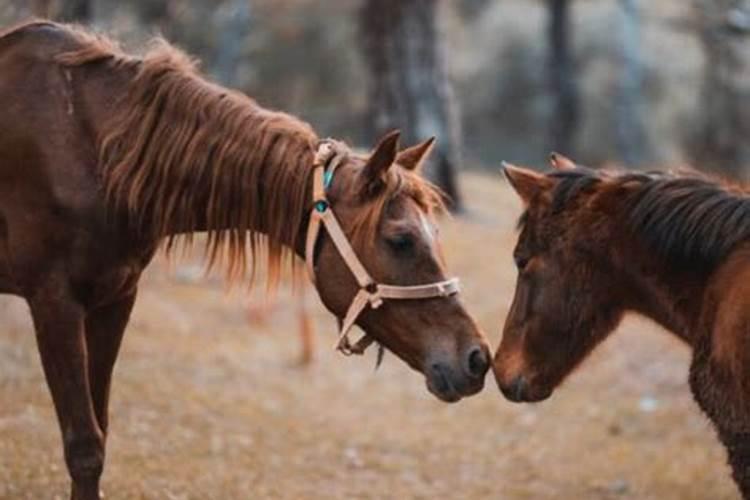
[0,21,490,499]
[494,155,750,497]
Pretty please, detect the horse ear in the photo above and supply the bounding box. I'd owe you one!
[396,137,436,172]
[363,130,401,184]
[502,162,553,205]
[549,152,576,171]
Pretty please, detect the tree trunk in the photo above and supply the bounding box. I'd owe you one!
[547,0,580,156]
[615,0,648,167]
[30,0,53,17]
[692,0,750,178]
[359,0,463,210]
[211,0,252,86]
[57,0,91,22]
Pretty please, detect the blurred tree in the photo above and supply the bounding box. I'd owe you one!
[615,0,648,166]
[132,0,171,32]
[547,0,579,156]
[359,0,463,210]
[28,0,90,22]
[457,0,492,20]
[58,0,90,22]
[128,0,251,88]
[211,0,252,86]
[30,0,52,17]
[692,0,750,177]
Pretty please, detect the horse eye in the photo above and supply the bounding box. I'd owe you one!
[514,255,530,271]
[386,234,415,253]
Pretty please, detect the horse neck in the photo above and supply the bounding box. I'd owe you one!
[163,139,316,261]
[109,114,317,261]
[604,215,708,346]
[92,53,322,267]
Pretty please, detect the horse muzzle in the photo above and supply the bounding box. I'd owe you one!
[425,345,490,402]
[496,373,553,403]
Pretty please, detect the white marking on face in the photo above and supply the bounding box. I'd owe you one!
[419,212,436,246]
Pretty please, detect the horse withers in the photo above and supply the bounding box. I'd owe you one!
[493,154,750,497]
[0,21,490,499]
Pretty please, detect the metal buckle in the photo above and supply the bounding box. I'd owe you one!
[314,200,328,213]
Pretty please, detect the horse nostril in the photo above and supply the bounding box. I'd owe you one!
[466,347,490,379]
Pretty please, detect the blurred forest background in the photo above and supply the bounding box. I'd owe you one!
[1,0,749,195]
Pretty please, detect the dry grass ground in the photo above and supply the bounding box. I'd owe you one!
[0,173,739,499]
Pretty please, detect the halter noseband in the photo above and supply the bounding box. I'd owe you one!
[305,141,460,357]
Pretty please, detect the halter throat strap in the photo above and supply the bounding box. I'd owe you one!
[305,141,460,356]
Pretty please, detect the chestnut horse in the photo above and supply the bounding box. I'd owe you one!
[0,21,490,499]
[494,155,750,497]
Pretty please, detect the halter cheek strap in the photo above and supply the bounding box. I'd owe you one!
[305,141,461,356]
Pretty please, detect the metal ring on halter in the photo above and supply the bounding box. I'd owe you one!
[304,142,461,358]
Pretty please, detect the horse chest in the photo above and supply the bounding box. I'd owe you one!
[689,349,750,435]
[69,238,157,308]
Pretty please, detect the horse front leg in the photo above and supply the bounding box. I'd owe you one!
[29,283,104,500]
[85,292,137,436]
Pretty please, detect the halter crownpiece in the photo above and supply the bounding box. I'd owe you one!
[305,140,461,357]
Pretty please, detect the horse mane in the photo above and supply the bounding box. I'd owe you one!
[549,168,750,272]
[45,23,443,286]
[351,164,446,250]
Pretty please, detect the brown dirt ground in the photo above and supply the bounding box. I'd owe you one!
[0,173,739,499]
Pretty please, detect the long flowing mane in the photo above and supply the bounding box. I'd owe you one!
[53,23,320,284]
[38,22,444,286]
[548,169,750,272]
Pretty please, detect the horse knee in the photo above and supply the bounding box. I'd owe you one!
[64,433,105,482]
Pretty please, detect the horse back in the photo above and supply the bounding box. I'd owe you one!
[0,22,105,196]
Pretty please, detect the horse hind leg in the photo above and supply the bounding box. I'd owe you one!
[296,278,315,365]
[28,278,104,500]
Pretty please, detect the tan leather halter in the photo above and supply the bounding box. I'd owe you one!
[305,141,461,357]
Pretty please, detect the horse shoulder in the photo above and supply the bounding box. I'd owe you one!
[705,243,750,379]
[0,24,144,298]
